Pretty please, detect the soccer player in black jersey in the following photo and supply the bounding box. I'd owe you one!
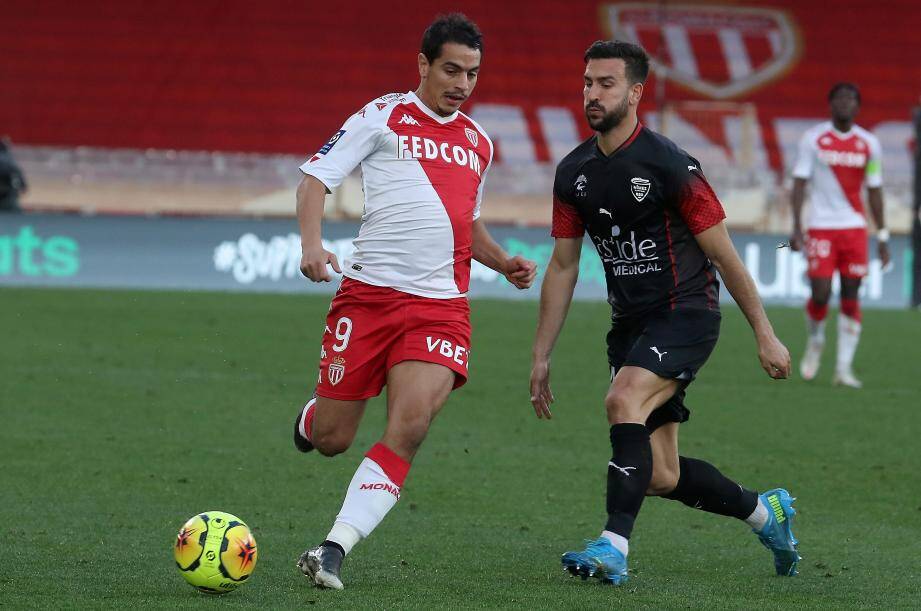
[529,41,800,585]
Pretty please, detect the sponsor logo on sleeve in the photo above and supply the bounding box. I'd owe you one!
[317,129,346,155]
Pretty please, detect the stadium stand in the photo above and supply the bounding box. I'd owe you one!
[1,1,918,229]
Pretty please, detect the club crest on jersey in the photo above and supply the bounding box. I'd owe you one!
[630,177,651,202]
[602,4,801,99]
[328,356,346,386]
[465,127,479,147]
[575,174,588,196]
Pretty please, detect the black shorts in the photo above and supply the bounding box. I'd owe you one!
[606,308,721,432]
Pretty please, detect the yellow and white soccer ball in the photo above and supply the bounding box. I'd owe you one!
[173,510,258,594]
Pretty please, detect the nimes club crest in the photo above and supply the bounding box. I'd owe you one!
[630,177,650,202]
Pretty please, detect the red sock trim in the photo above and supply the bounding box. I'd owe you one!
[366,443,411,487]
[302,398,316,440]
[806,299,828,321]
[840,298,861,322]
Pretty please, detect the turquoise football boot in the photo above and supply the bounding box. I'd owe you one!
[561,537,628,585]
[754,488,801,576]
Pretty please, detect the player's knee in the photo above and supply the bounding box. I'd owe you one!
[811,292,830,307]
[604,391,642,423]
[312,430,352,457]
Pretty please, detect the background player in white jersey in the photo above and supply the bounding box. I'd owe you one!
[290,14,537,590]
[790,83,890,388]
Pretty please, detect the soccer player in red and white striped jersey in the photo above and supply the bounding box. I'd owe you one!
[790,83,891,388]
[292,14,536,590]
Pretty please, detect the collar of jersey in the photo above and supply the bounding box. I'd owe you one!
[594,120,643,158]
[827,121,855,139]
[406,91,460,124]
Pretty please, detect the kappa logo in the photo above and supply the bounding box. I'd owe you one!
[630,177,651,202]
[575,174,588,196]
[608,461,636,477]
[398,113,421,126]
[650,346,668,362]
[465,127,479,147]
[328,356,346,386]
[602,3,801,99]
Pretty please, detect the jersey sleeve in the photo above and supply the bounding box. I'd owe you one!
[550,171,584,239]
[676,169,726,234]
[791,131,815,180]
[865,134,883,188]
[299,106,382,191]
[472,137,494,221]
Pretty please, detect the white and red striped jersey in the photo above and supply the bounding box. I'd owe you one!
[300,91,493,299]
[792,121,882,230]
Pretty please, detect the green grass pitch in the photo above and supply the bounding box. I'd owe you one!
[2,287,920,609]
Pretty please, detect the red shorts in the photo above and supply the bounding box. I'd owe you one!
[805,228,868,279]
[314,278,472,401]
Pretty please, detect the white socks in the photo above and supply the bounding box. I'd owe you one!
[807,317,826,346]
[326,443,410,555]
[744,497,770,531]
[601,530,629,557]
[836,313,861,372]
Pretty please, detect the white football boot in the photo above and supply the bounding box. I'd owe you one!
[799,338,824,381]
[832,367,862,389]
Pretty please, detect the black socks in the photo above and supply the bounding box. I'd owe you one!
[662,456,758,520]
[604,423,653,538]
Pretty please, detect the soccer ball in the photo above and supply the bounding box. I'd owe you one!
[173,510,258,594]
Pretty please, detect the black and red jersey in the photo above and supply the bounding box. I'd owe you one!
[552,122,725,319]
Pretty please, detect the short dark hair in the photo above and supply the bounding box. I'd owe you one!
[828,82,861,104]
[420,13,483,64]
[584,40,650,84]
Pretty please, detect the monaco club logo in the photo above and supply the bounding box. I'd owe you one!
[464,127,479,147]
[328,356,346,386]
[601,3,801,99]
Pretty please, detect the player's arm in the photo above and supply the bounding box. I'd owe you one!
[471,218,537,289]
[865,136,890,267]
[529,237,582,419]
[297,105,381,282]
[790,177,808,251]
[694,223,791,379]
[789,131,815,252]
[867,187,890,268]
[296,174,341,282]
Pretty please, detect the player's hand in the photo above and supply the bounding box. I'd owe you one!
[529,357,554,419]
[790,228,805,252]
[758,334,791,379]
[878,241,891,270]
[300,244,341,282]
[503,256,537,289]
